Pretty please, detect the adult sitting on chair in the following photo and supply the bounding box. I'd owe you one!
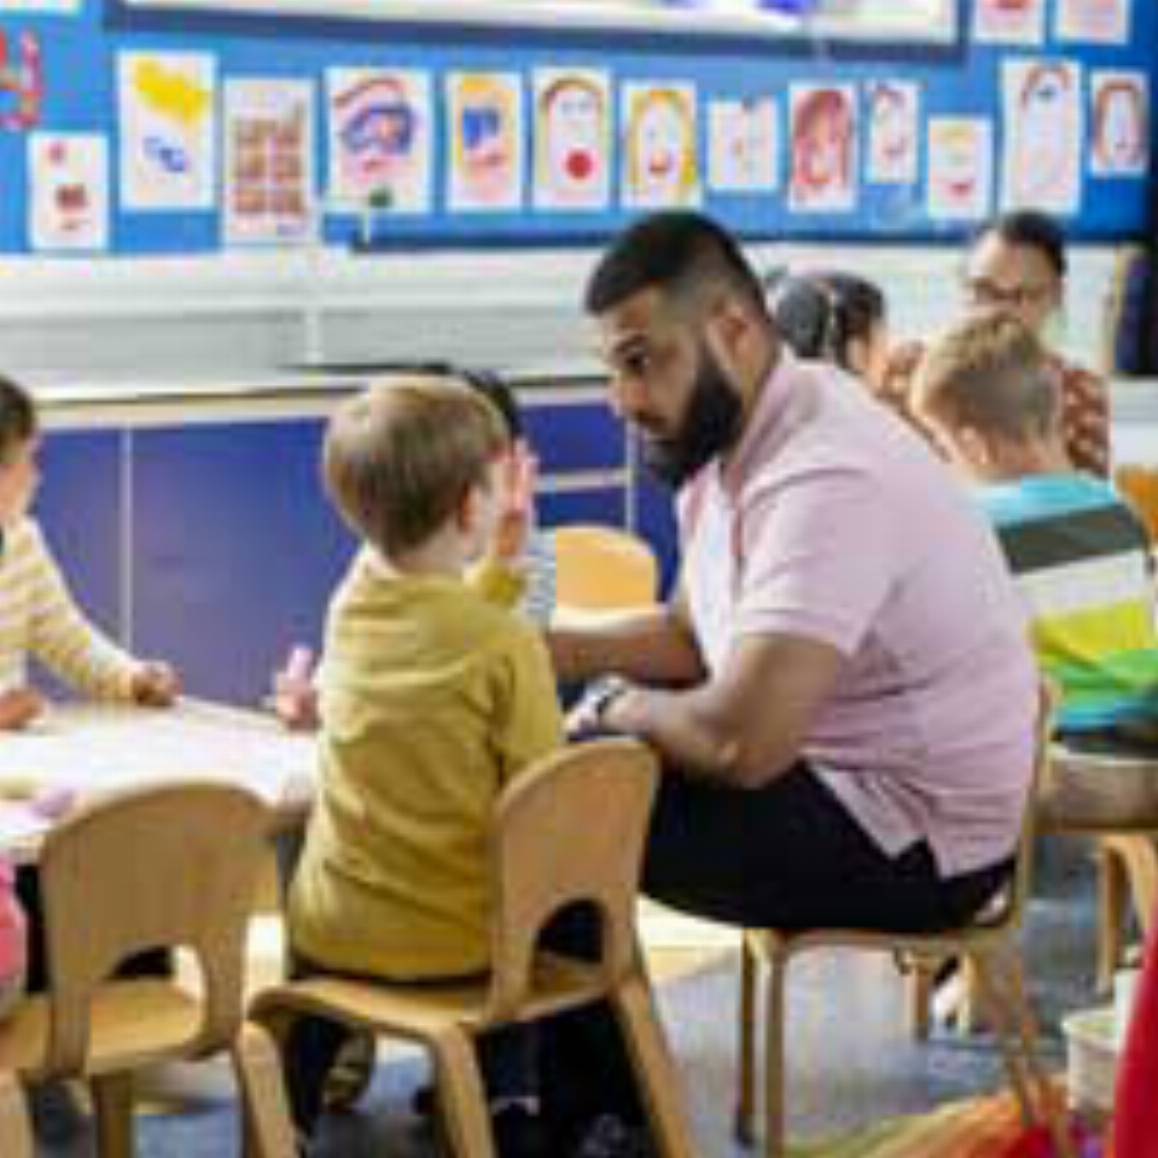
[546,210,1039,1134]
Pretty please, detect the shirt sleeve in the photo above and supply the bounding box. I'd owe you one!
[24,523,137,700]
[468,558,527,610]
[491,622,565,787]
[732,464,899,657]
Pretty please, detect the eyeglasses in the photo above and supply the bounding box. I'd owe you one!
[963,277,1055,310]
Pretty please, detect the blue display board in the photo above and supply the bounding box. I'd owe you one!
[0,0,1153,255]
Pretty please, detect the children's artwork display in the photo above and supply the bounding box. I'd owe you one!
[446,71,524,212]
[1001,58,1083,215]
[532,68,611,211]
[706,96,778,194]
[326,68,432,213]
[118,52,216,211]
[0,29,43,132]
[28,132,109,250]
[972,0,1045,45]
[788,83,857,212]
[927,117,992,220]
[1056,0,1131,44]
[223,78,315,245]
[0,0,80,10]
[1090,70,1149,177]
[865,81,918,185]
[621,82,700,209]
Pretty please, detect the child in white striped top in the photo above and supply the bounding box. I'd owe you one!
[0,374,180,729]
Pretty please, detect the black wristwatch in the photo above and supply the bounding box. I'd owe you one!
[587,676,630,727]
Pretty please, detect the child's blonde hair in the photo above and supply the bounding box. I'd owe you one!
[913,311,1058,442]
[0,375,37,465]
[323,377,508,557]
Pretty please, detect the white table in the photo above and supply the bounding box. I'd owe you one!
[0,699,316,864]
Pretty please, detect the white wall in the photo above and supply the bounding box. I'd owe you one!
[0,243,1123,380]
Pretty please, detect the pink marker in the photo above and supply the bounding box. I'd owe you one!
[285,645,314,683]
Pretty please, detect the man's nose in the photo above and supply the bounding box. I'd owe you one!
[608,373,647,420]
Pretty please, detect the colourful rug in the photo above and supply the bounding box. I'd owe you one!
[792,1088,1105,1158]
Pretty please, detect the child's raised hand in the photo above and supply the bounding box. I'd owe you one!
[270,645,319,732]
[490,441,539,567]
[130,661,180,707]
[0,687,45,731]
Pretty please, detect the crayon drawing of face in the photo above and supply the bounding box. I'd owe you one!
[1013,62,1077,203]
[628,88,697,206]
[727,100,774,186]
[1094,80,1147,172]
[933,123,982,213]
[791,88,853,207]
[869,85,911,171]
[45,140,92,237]
[336,75,417,194]
[539,75,606,201]
[455,76,518,204]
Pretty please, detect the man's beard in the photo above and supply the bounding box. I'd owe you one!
[640,346,743,489]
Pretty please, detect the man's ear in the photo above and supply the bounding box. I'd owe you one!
[705,293,756,366]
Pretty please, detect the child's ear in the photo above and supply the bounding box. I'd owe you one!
[455,485,480,535]
[956,425,997,472]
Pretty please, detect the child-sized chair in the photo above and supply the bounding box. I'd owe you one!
[734,683,1072,1158]
[0,782,295,1158]
[251,738,696,1158]
[0,1070,32,1157]
[551,524,660,614]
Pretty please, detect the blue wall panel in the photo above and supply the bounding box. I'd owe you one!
[0,0,1154,255]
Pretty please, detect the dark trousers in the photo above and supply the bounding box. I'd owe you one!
[535,761,1014,1131]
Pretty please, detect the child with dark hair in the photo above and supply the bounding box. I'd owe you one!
[766,270,890,393]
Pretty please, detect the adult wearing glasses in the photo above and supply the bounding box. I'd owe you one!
[885,209,1109,476]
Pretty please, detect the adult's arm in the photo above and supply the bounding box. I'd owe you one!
[603,630,843,788]
[547,588,706,687]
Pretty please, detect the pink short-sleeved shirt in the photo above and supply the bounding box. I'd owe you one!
[678,352,1038,878]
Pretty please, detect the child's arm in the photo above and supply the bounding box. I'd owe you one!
[269,645,320,731]
[23,521,176,704]
[495,623,566,784]
[469,443,538,609]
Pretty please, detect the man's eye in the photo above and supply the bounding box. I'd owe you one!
[623,351,651,375]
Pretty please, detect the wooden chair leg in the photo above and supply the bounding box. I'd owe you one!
[429,1030,495,1158]
[613,973,697,1158]
[91,1071,135,1158]
[1106,835,1158,940]
[0,1072,33,1158]
[232,1021,298,1158]
[1097,840,1130,994]
[735,936,758,1146]
[763,953,789,1158]
[904,954,936,1041]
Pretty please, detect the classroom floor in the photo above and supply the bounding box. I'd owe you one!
[30,834,1110,1156]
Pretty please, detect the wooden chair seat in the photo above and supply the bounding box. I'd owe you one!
[551,524,660,614]
[252,739,696,1158]
[0,980,201,1078]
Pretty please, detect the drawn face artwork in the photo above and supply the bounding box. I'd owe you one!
[870,86,910,168]
[1095,81,1146,171]
[934,123,981,210]
[630,90,694,205]
[1014,63,1076,201]
[457,77,517,203]
[792,89,853,205]
[541,77,604,197]
[336,76,416,193]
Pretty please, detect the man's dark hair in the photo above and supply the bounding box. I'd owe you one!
[0,374,37,462]
[585,211,767,318]
[972,210,1068,279]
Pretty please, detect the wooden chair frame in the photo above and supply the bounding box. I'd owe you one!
[251,738,696,1158]
[0,781,295,1157]
[551,524,660,613]
[734,684,1073,1158]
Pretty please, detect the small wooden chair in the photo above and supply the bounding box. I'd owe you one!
[551,524,660,613]
[734,683,1072,1158]
[0,1070,32,1158]
[251,738,696,1158]
[0,782,295,1158]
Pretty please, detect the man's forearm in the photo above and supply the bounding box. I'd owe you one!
[547,605,705,686]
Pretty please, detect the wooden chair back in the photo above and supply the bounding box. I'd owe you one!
[39,781,269,1074]
[484,739,659,1022]
[552,525,660,612]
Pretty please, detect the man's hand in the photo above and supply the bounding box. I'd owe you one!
[0,687,45,730]
[269,645,319,732]
[129,661,180,707]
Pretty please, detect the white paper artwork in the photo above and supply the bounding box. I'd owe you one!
[28,132,109,251]
[1001,58,1083,215]
[707,96,777,194]
[865,81,919,184]
[118,51,216,211]
[1090,70,1149,177]
[1056,0,1131,45]
[927,117,993,221]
